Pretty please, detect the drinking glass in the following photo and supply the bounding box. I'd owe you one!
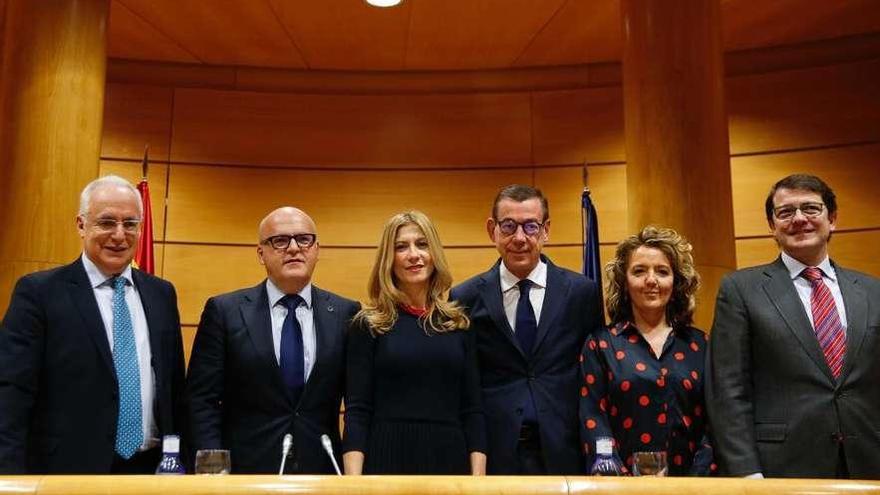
[632,451,668,476]
[194,449,231,475]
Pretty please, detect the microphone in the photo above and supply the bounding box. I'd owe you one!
[278,433,293,475]
[320,434,342,476]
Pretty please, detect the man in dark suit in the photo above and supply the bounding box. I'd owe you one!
[707,174,880,479]
[451,185,603,474]
[0,175,186,474]
[185,206,359,474]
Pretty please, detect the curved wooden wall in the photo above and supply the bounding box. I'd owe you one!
[1,474,879,495]
[99,40,880,356]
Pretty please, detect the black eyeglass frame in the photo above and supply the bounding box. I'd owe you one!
[495,218,545,237]
[772,202,826,221]
[261,233,318,250]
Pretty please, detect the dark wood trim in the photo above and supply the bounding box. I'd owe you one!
[106,32,880,94]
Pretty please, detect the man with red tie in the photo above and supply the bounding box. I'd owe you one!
[707,174,880,479]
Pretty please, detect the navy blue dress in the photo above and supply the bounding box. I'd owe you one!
[579,322,715,475]
[343,310,486,474]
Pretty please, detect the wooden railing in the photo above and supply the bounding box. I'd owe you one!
[1,475,879,495]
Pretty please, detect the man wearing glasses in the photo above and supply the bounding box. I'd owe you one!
[0,175,186,473]
[707,174,880,479]
[185,207,359,474]
[451,184,603,474]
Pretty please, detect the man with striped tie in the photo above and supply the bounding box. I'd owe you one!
[0,175,186,474]
[707,174,880,479]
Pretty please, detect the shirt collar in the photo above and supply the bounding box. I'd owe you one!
[499,259,547,292]
[780,251,836,282]
[81,253,133,289]
[266,278,312,309]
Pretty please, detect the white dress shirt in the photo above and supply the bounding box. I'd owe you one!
[781,252,848,334]
[499,260,547,333]
[82,254,158,449]
[266,280,317,381]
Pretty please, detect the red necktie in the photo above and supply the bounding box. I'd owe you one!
[801,267,846,378]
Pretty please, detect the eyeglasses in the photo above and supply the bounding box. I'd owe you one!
[261,233,318,250]
[496,219,544,237]
[773,202,825,221]
[91,218,142,233]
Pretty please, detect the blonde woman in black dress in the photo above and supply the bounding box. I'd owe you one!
[343,211,486,475]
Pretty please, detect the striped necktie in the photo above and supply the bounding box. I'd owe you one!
[111,276,144,458]
[801,267,846,379]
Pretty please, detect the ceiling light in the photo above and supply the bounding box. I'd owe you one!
[366,0,402,7]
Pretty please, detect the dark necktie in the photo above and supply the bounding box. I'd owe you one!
[279,294,305,403]
[111,276,143,459]
[515,279,538,356]
[801,267,846,379]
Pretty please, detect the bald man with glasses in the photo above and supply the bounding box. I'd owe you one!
[185,207,359,474]
[451,184,604,474]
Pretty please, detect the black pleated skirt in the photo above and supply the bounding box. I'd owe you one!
[363,420,470,474]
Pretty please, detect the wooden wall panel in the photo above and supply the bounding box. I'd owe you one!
[101,83,173,161]
[535,164,628,245]
[727,58,880,154]
[162,244,265,325]
[531,86,625,165]
[736,230,880,277]
[99,159,169,241]
[164,164,532,246]
[731,144,880,237]
[170,88,533,167]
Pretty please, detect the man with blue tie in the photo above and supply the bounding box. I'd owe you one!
[0,175,186,474]
[707,174,880,479]
[451,185,604,474]
[185,207,359,474]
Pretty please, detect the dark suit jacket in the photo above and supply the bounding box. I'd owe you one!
[707,257,880,478]
[185,282,359,474]
[0,257,186,474]
[450,257,603,474]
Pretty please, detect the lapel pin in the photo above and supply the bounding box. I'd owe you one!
[327,305,335,313]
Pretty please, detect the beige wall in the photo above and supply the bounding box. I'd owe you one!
[99,55,880,357]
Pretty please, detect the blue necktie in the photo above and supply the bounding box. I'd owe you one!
[515,279,537,357]
[111,276,143,459]
[280,294,305,404]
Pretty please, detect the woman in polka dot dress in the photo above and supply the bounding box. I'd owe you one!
[579,226,715,476]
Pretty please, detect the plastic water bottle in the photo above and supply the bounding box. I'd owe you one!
[589,437,623,476]
[155,435,186,474]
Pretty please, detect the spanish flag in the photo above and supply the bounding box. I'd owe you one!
[133,150,155,274]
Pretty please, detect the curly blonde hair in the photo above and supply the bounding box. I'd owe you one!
[604,225,701,326]
[355,211,469,334]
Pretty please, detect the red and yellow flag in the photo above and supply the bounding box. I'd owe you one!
[133,178,154,274]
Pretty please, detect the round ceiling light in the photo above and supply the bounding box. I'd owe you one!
[366,0,402,7]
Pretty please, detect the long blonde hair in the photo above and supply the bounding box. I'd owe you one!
[355,211,469,334]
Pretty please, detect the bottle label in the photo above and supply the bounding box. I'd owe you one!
[596,437,613,455]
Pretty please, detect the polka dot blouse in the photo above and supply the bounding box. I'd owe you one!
[579,321,716,476]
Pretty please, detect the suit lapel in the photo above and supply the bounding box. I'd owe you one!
[240,282,290,402]
[762,258,834,382]
[301,287,337,399]
[67,258,115,375]
[835,265,868,383]
[132,270,162,379]
[534,260,568,355]
[481,263,525,358]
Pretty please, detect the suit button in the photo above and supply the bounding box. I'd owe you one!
[831,432,845,443]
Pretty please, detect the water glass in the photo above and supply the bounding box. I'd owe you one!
[632,451,668,476]
[194,449,231,475]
